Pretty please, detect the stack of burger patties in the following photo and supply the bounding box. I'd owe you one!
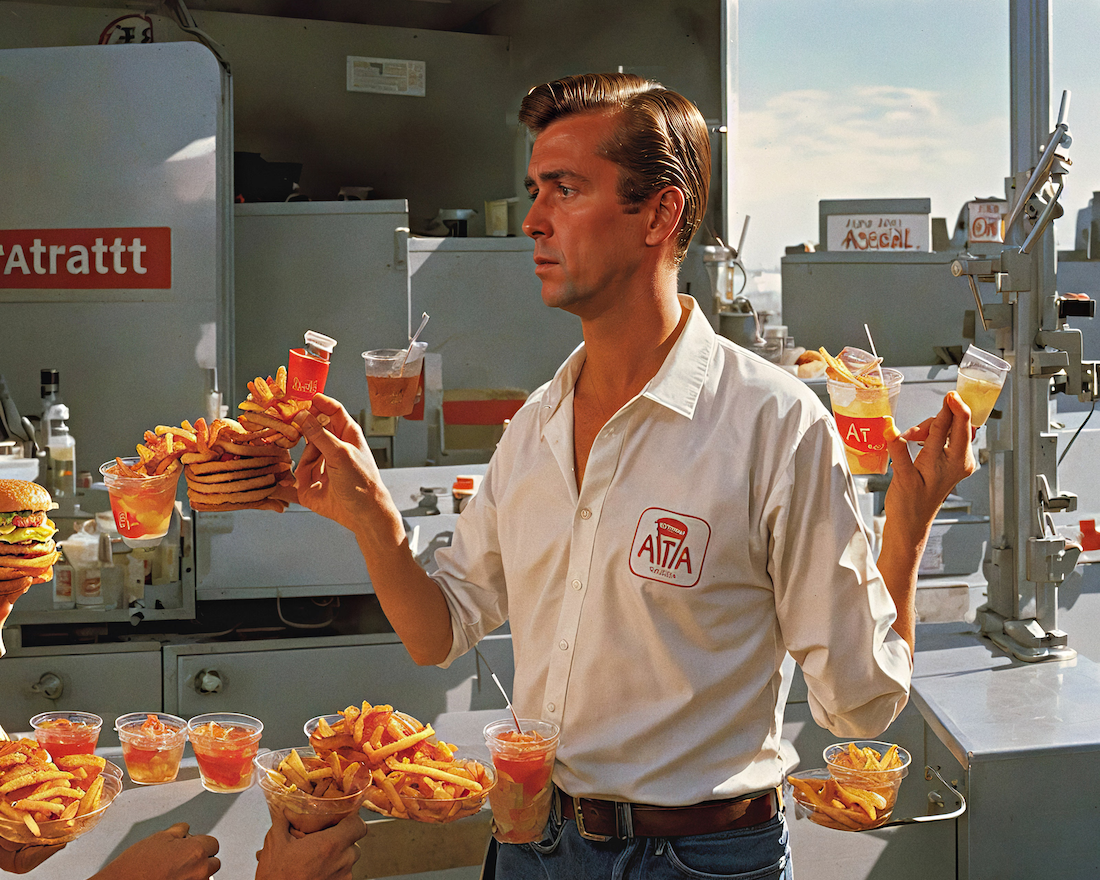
[182,368,307,513]
[0,479,61,602]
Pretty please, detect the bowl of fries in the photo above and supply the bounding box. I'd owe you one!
[0,753,122,846]
[786,741,910,832]
[309,702,496,824]
[360,755,495,824]
[255,747,370,835]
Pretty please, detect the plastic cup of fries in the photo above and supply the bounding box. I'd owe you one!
[115,712,187,785]
[99,456,181,548]
[308,702,495,824]
[483,718,560,844]
[0,740,121,846]
[255,747,370,835]
[30,711,102,762]
[187,713,264,794]
[821,346,903,475]
[786,741,911,832]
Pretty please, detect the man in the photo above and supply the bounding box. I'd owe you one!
[293,72,975,877]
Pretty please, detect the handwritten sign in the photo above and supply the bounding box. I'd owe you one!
[967,200,1006,245]
[826,214,930,252]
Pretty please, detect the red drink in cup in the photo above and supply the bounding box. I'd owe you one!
[484,719,559,844]
[31,711,102,761]
[187,713,263,793]
[363,342,427,417]
[287,330,337,401]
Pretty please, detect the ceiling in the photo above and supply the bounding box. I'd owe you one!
[19,0,506,32]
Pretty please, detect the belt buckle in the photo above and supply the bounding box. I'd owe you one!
[573,797,613,842]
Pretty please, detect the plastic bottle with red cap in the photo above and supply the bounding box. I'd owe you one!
[287,331,338,401]
[1080,519,1100,552]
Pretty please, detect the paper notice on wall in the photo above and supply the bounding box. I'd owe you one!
[347,57,426,97]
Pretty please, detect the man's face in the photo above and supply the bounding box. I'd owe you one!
[522,112,652,317]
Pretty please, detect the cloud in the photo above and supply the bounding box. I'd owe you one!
[734,86,1009,268]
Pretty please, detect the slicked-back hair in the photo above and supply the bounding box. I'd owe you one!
[519,72,711,265]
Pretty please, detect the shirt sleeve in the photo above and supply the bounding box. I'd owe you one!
[429,452,511,669]
[770,415,913,738]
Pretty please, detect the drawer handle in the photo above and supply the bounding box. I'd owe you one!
[31,672,64,701]
[193,669,223,695]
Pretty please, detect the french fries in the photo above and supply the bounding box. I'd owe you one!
[787,742,909,832]
[0,739,105,840]
[308,703,495,824]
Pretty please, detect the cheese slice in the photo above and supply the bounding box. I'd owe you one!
[0,518,57,544]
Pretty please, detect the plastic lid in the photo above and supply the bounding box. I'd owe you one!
[453,477,475,492]
[49,404,70,421]
[304,330,338,354]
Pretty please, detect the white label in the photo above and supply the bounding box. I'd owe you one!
[347,57,426,97]
[967,201,1006,244]
[918,526,946,575]
[826,214,930,252]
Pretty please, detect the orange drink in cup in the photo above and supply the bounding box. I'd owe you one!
[115,712,187,784]
[99,457,180,548]
[484,719,559,844]
[363,342,428,417]
[822,348,903,476]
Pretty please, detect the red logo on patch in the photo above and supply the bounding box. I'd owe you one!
[630,508,711,588]
[0,227,171,289]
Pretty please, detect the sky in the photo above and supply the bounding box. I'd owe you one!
[735,0,1100,272]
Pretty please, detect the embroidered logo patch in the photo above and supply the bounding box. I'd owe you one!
[629,508,711,587]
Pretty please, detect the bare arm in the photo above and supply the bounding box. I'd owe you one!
[293,395,454,666]
[879,392,977,651]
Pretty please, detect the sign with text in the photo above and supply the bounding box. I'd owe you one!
[0,227,171,289]
[826,214,930,252]
[967,200,1006,245]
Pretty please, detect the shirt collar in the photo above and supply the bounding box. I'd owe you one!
[537,294,716,430]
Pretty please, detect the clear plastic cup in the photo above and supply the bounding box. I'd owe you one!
[30,711,103,761]
[99,457,180,549]
[484,718,559,844]
[363,341,428,417]
[187,712,264,793]
[956,345,1010,427]
[823,740,911,829]
[826,368,904,475]
[115,712,187,785]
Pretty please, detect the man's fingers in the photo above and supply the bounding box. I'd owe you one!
[944,391,975,450]
[163,822,191,839]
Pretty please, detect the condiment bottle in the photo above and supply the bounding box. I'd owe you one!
[45,404,76,502]
[1080,519,1100,552]
[286,331,337,400]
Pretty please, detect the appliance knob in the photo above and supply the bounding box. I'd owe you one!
[194,669,223,694]
[31,672,64,700]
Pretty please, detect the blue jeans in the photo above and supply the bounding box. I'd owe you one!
[493,807,792,879]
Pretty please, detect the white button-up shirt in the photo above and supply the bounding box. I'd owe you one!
[432,296,911,806]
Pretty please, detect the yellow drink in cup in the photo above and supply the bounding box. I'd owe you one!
[956,345,1010,427]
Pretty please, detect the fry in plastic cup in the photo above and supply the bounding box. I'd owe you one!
[99,457,180,548]
[956,345,1009,427]
[363,342,428,417]
[826,368,903,475]
[115,712,187,784]
[187,712,264,793]
[484,719,559,844]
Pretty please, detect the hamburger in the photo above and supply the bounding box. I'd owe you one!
[0,479,60,601]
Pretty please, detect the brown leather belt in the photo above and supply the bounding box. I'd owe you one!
[558,788,780,840]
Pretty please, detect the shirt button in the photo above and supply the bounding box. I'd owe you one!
[571,579,582,591]
[579,508,592,520]
[547,702,556,713]
[558,639,569,651]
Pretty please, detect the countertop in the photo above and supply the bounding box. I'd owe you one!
[7,709,501,880]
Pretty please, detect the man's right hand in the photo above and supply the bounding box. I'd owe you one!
[293,394,392,533]
[88,823,220,880]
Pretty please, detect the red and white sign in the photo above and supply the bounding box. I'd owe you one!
[967,200,1006,245]
[630,507,711,588]
[0,227,171,289]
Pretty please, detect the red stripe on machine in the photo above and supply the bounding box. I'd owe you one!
[0,227,171,289]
